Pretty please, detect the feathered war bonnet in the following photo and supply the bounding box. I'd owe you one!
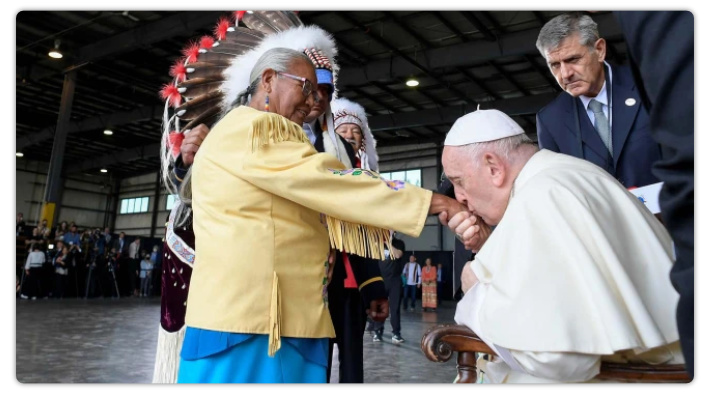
[159,11,306,195]
[219,25,345,162]
[331,98,379,171]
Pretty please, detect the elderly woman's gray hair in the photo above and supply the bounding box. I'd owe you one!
[536,13,600,57]
[228,47,313,111]
[170,47,313,226]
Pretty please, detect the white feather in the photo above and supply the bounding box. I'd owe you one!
[220,25,339,113]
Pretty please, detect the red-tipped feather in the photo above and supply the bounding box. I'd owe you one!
[160,84,182,108]
[199,36,215,49]
[169,60,187,82]
[234,11,246,23]
[182,42,200,64]
[168,131,185,157]
[214,17,231,40]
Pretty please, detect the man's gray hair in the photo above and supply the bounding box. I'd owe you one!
[228,47,312,111]
[461,133,538,169]
[536,13,600,57]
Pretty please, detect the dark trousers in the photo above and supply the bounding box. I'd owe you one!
[374,276,403,336]
[22,267,43,298]
[437,281,443,305]
[129,259,140,295]
[327,286,365,383]
[54,273,67,299]
[403,284,417,309]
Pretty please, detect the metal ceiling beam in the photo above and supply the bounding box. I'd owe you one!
[461,11,496,41]
[67,143,160,175]
[370,81,446,137]
[339,12,478,106]
[481,11,505,34]
[337,13,620,87]
[455,66,500,99]
[532,11,548,26]
[18,11,225,83]
[349,87,428,139]
[368,92,557,131]
[433,12,471,42]
[64,92,558,172]
[524,54,559,90]
[17,105,163,151]
[488,61,531,96]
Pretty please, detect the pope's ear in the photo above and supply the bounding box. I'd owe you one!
[484,152,505,187]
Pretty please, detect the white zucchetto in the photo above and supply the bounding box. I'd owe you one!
[444,109,524,146]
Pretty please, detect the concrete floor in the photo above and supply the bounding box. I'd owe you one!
[16,297,459,383]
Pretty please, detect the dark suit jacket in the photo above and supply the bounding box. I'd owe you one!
[112,238,128,256]
[615,11,694,378]
[536,64,662,188]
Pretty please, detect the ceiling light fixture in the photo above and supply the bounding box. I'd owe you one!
[16,152,24,157]
[406,79,419,87]
[48,39,63,59]
[103,129,113,135]
[100,168,108,173]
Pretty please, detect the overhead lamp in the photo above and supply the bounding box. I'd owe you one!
[48,39,63,59]
[405,78,419,87]
[100,168,108,173]
[103,129,113,135]
[16,152,24,157]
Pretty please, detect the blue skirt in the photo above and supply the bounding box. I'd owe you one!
[177,334,327,383]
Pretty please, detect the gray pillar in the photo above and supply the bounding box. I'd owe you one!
[42,70,78,226]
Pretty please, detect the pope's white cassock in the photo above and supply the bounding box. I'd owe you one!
[450,117,683,383]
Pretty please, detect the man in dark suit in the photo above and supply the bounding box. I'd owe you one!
[111,232,129,295]
[614,11,694,379]
[535,13,662,189]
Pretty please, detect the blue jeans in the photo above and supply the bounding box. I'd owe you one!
[403,284,417,309]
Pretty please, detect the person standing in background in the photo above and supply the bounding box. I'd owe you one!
[140,254,154,297]
[374,234,406,344]
[436,263,443,307]
[535,13,661,189]
[421,258,437,312]
[401,255,421,312]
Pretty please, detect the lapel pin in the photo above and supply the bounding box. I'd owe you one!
[625,98,636,106]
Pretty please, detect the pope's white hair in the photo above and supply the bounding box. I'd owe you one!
[331,97,379,171]
[460,134,538,169]
[221,25,339,112]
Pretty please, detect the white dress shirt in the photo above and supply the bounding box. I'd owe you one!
[402,262,421,286]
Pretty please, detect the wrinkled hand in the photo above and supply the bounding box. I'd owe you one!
[461,261,479,294]
[428,193,467,222]
[367,298,390,322]
[326,249,336,286]
[438,211,491,253]
[180,124,211,166]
